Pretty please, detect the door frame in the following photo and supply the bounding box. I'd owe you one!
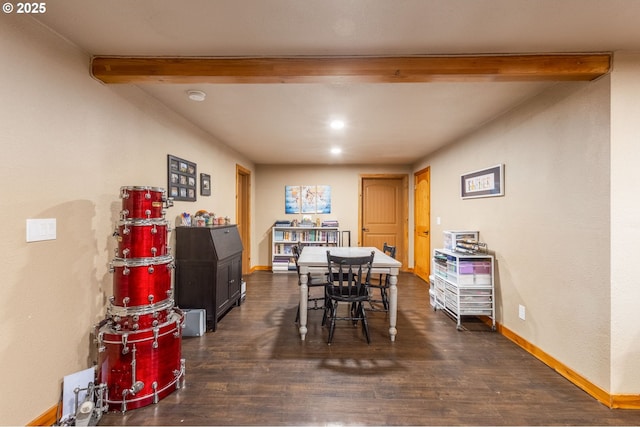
[358,173,409,270]
[413,166,431,282]
[236,164,251,275]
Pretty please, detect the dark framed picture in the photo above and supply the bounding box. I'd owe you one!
[461,164,504,199]
[168,154,197,202]
[200,173,211,196]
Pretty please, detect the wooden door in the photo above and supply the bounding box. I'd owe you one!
[360,175,407,268]
[236,165,251,275]
[414,167,431,282]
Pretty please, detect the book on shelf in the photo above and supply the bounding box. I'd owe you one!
[274,244,294,255]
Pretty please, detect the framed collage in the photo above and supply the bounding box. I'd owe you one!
[168,154,197,202]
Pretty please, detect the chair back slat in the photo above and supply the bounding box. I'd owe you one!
[291,244,300,274]
[382,242,397,259]
[326,251,374,300]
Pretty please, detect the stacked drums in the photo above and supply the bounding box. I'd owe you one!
[96,186,185,413]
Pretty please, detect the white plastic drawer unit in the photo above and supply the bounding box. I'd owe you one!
[432,248,496,331]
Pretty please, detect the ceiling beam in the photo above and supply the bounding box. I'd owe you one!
[91,54,611,84]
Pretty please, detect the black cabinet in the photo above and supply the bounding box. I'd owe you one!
[175,225,243,331]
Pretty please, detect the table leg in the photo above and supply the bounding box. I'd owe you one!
[299,272,308,340]
[388,273,398,341]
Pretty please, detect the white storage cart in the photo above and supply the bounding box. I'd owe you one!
[432,248,495,331]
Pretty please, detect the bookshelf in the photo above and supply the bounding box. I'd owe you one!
[271,225,339,272]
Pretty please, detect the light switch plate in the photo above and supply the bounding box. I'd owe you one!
[26,218,56,242]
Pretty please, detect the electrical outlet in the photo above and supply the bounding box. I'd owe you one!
[518,304,526,320]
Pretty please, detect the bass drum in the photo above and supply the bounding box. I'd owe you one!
[109,255,174,308]
[120,186,166,220]
[114,219,169,259]
[96,309,185,412]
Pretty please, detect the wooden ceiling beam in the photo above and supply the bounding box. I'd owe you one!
[91,54,611,84]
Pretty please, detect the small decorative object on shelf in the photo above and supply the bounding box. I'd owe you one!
[180,212,191,226]
[321,219,339,227]
[300,215,314,227]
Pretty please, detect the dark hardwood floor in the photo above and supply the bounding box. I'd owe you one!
[99,271,640,426]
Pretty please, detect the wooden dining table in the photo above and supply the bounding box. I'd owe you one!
[296,246,402,342]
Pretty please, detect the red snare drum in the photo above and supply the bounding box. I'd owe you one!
[107,299,174,331]
[110,256,174,308]
[97,310,185,412]
[115,219,169,259]
[120,186,166,220]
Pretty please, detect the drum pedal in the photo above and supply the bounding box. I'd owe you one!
[74,401,94,427]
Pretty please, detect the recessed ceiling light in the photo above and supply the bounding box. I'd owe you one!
[330,119,345,130]
[330,147,342,155]
[187,90,206,102]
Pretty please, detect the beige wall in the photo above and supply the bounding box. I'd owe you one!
[254,165,412,268]
[414,78,615,391]
[1,19,254,425]
[610,52,640,394]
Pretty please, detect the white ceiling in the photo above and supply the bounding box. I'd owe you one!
[33,0,640,165]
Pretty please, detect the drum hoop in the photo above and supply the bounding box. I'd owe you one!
[111,255,174,268]
[107,299,175,317]
[100,326,179,344]
[100,313,183,344]
[103,373,182,405]
[117,218,168,227]
[120,186,166,193]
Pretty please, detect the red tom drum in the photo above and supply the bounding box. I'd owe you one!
[115,219,169,259]
[97,309,185,412]
[120,186,166,220]
[107,299,175,331]
[110,255,174,308]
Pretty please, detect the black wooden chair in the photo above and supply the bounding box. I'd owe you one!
[323,250,375,344]
[367,242,396,312]
[293,244,327,324]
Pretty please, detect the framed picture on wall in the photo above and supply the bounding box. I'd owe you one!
[461,164,504,199]
[301,185,317,214]
[316,185,332,213]
[285,185,332,214]
[200,173,211,196]
[285,186,301,214]
[168,154,197,202]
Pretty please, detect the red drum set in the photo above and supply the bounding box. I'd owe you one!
[96,186,185,413]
